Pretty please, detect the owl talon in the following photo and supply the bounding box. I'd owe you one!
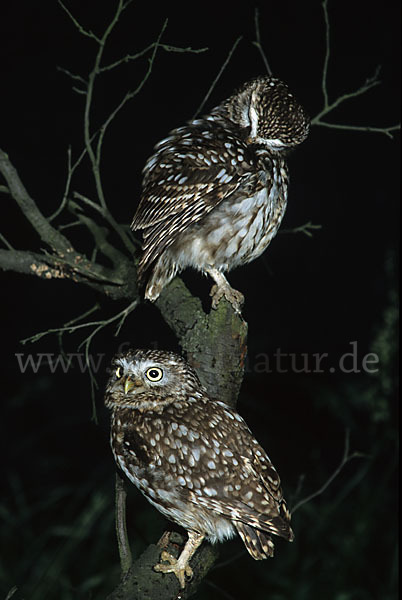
[210,283,244,314]
[154,550,193,588]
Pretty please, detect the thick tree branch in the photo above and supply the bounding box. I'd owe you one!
[156,278,248,408]
[0,148,74,255]
[0,149,141,302]
[0,149,136,291]
[0,248,69,280]
[0,240,137,300]
[106,531,218,600]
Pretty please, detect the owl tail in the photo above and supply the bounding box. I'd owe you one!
[143,254,179,302]
[234,516,294,560]
[234,521,275,559]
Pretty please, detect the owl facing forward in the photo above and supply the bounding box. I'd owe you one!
[105,349,294,588]
[132,76,309,312]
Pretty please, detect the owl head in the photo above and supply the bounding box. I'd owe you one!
[224,76,310,150]
[104,349,204,411]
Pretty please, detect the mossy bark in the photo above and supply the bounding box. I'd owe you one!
[156,277,248,408]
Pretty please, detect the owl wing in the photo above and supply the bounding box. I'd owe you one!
[131,121,265,273]
[184,400,293,542]
[187,444,293,543]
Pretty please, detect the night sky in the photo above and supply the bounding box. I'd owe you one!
[1,1,399,599]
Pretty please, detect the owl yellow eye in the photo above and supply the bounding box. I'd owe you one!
[115,367,122,378]
[145,367,163,382]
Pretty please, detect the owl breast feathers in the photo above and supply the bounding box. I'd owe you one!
[131,76,309,312]
[105,349,294,588]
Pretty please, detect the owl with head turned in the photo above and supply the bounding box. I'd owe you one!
[132,76,309,312]
[105,349,294,588]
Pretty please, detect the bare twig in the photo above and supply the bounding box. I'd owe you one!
[78,298,138,408]
[82,1,128,212]
[0,148,74,255]
[0,149,127,288]
[58,220,82,231]
[252,8,272,75]
[0,184,10,195]
[20,297,138,418]
[312,120,400,139]
[5,586,18,600]
[49,146,74,222]
[280,221,322,238]
[0,233,14,250]
[321,0,331,108]
[100,41,207,73]
[115,473,133,575]
[58,0,101,43]
[193,36,243,118]
[21,299,137,347]
[56,303,100,359]
[313,65,381,120]
[291,429,366,514]
[61,8,206,256]
[94,19,169,182]
[55,9,208,260]
[69,201,126,266]
[312,1,400,138]
[56,66,87,86]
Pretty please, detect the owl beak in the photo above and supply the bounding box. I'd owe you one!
[124,377,136,394]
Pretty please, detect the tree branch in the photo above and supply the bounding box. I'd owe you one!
[193,36,242,119]
[82,1,128,212]
[291,429,366,514]
[311,1,400,138]
[156,278,248,408]
[280,221,322,238]
[58,0,102,43]
[252,8,272,75]
[0,148,74,255]
[99,40,208,73]
[0,148,137,292]
[115,473,133,575]
[0,249,66,278]
[106,530,218,600]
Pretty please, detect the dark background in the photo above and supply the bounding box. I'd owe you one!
[1,1,399,599]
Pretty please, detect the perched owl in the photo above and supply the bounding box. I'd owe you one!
[132,76,309,312]
[105,349,294,588]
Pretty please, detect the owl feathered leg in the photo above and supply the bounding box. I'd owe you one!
[205,266,244,313]
[154,530,205,588]
[143,253,245,314]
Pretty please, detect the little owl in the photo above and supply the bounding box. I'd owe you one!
[105,349,294,588]
[131,76,309,312]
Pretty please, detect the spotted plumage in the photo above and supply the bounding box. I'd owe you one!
[132,76,309,312]
[105,349,294,588]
